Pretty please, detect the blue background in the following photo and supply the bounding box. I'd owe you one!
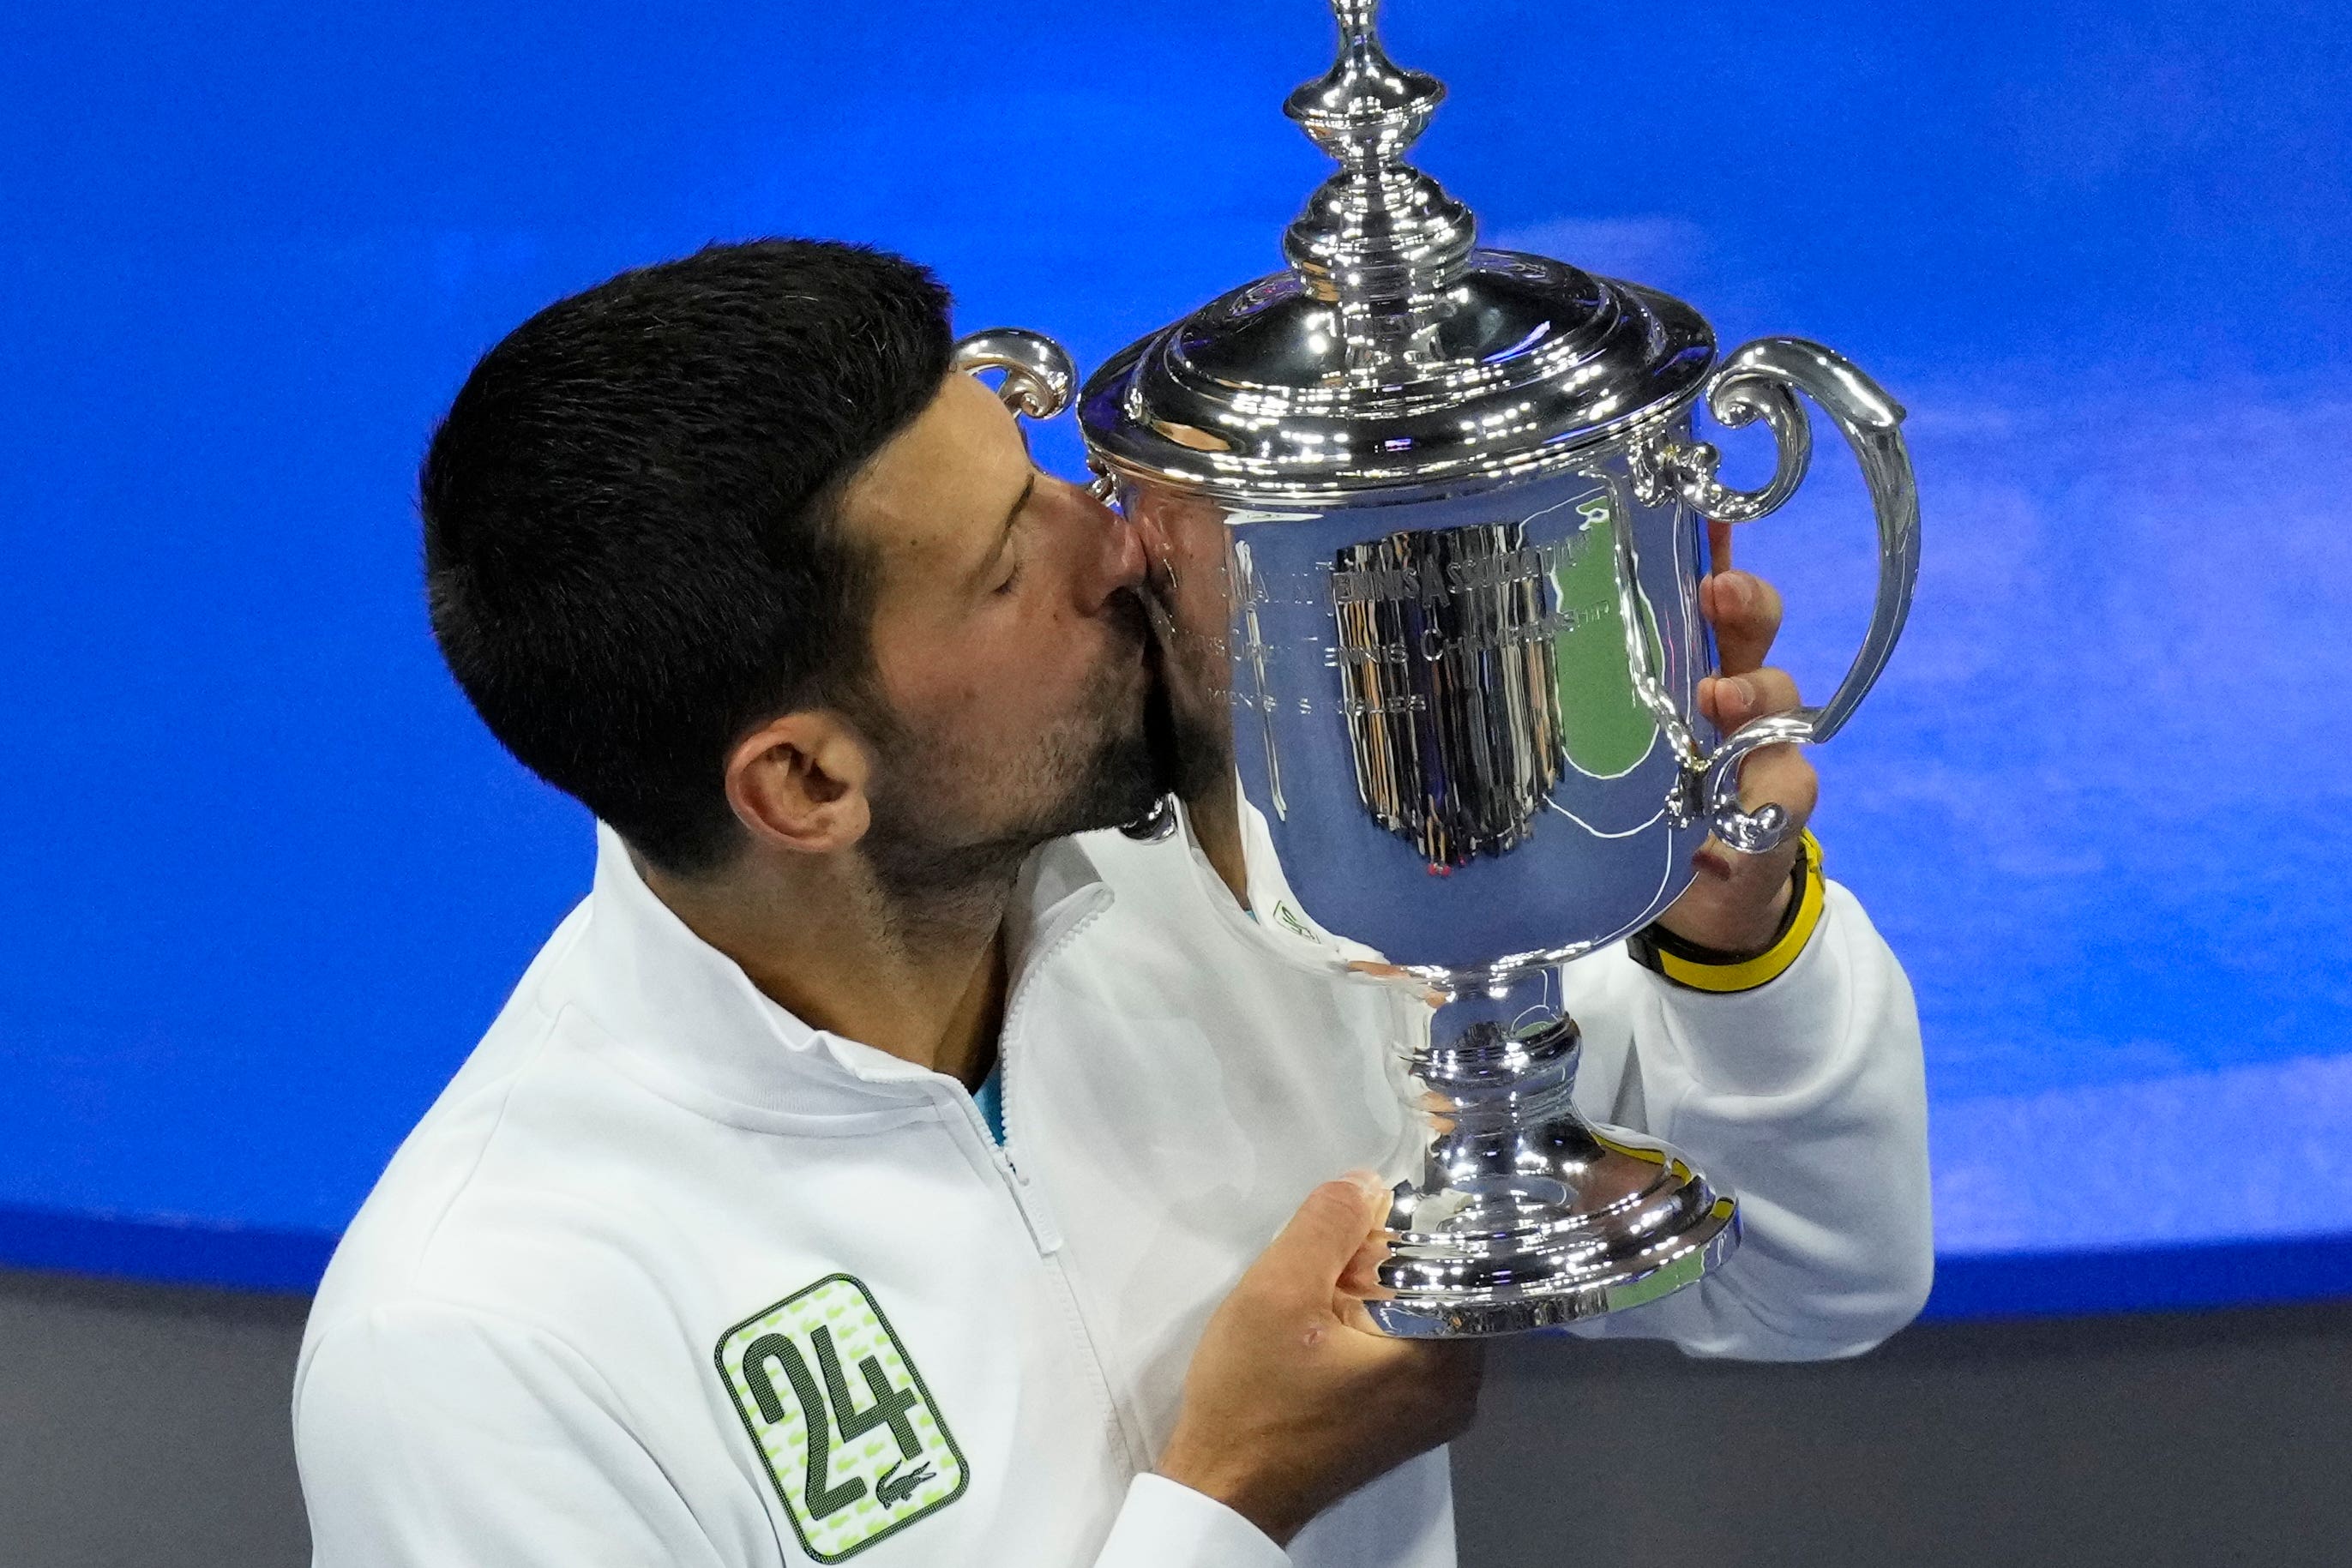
[4,0,2349,1313]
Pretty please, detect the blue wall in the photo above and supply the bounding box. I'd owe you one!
[4,0,2349,1311]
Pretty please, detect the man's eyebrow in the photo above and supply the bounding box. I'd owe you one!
[1001,471,1037,542]
[973,471,1036,583]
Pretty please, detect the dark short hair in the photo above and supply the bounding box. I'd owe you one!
[421,238,953,874]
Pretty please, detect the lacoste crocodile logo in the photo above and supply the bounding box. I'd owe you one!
[875,1459,936,1509]
[717,1275,969,1561]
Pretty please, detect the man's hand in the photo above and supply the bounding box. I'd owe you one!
[1155,1174,1485,1546]
[1656,525,1818,957]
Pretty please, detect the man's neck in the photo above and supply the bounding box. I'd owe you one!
[636,849,1012,1090]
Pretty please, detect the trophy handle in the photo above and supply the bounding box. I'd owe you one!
[952,328,1076,419]
[954,329,1124,504]
[1649,338,1920,853]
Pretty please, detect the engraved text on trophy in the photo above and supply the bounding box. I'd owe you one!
[1326,494,1662,868]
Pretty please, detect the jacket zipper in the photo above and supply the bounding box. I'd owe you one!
[981,892,1149,1472]
[996,893,1108,1187]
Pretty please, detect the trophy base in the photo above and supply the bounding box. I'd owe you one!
[1367,1010,1741,1339]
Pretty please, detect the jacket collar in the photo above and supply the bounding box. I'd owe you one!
[562,824,1112,1123]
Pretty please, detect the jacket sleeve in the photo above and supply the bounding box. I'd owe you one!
[1093,1476,1291,1568]
[296,1303,728,1568]
[1564,880,1934,1359]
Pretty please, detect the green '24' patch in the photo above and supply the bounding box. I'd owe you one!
[715,1276,969,1562]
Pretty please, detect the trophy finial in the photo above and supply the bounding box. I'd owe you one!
[1282,0,1443,169]
[1282,0,1477,356]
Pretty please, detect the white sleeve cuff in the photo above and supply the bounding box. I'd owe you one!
[1092,1473,1289,1568]
[1647,881,1858,1099]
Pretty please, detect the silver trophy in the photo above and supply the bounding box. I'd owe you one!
[957,0,1918,1337]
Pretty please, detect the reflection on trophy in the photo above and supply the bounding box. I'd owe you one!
[967,0,1920,1337]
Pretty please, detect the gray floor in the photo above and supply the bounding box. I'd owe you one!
[1454,1303,2352,1566]
[0,1270,312,1568]
[3,1266,2347,1567]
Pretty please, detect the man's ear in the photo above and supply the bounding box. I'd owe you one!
[725,712,874,856]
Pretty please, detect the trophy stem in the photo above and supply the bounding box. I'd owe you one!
[1369,973,1741,1338]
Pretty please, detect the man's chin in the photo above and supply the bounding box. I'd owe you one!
[1149,663,1236,810]
[1104,664,1232,830]
[1055,735,1169,839]
[1057,659,1186,838]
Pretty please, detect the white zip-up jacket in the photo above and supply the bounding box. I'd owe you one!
[294,809,1930,1567]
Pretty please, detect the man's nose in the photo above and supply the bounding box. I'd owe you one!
[1066,476,1149,608]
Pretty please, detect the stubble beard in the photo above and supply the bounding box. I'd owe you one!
[854,588,1210,933]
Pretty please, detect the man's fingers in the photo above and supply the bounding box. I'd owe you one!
[1259,1174,1392,1301]
[1337,1231,1393,1301]
[1701,569,1784,676]
[1698,666,1802,734]
[1332,1307,1491,1383]
[1736,744,1818,830]
[1332,1289,1384,1337]
[1689,664,1816,884]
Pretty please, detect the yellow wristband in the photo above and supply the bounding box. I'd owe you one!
[1645,830,1826,994]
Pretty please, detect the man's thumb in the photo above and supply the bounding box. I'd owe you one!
[1260,1174,1391,1290]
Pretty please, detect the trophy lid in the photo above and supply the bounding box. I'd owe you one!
[1079,0,1717,505]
